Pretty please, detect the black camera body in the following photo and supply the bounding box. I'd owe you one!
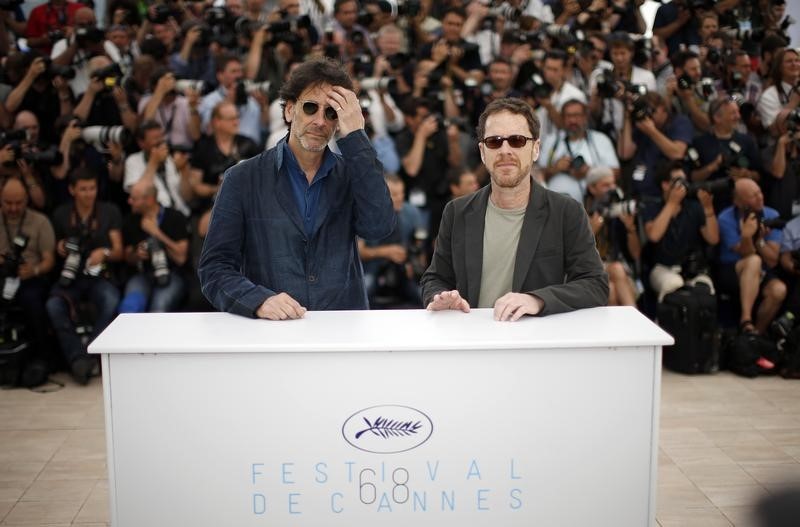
[91,63,123,91]
[528,73,553,100]
[75,26,105,48]
[148,3,181,24]
[596,70,619,99]
[59,236,87,288]
[146,238,171,287]
[1,234,29,302]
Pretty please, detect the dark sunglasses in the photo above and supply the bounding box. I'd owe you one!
[301,100,338,121]
[480,135,534,149]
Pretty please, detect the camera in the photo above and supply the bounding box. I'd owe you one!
[74,26,105,48]
[81,126,131,149]
[0,0,23,11]
[91,63,123,90]
[685,146,702,168]
[22,147,64,166]
[677,177,733,198]
[360,77,395,91]
[41,57,76,80]
[59,236,85,287]
[699,77,715,99]
[786,108,800,133]
[407,226,429,279]
[571,155,586,171]
[721,141,749,170]
[720,27,766,43]
[631,97,652,122]
[677,74,694,91]
[148,3,181,24]
[487,2,521,22]
[596,70,620,99]
[395,0,421,18]
[146,238,170,287]
[527,73,553,100]
[592,188,638,219]
[0,129,28,146]
[174,79,213,96]
[1,235,28,302]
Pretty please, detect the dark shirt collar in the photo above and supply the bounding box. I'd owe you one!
[280,137,337,185]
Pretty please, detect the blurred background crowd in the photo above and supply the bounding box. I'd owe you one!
[0,0,799,385]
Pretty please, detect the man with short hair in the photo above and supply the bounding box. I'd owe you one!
[0,177,55,386]
[420,98,608,319]
[717,178,786,335]
[198,57,395,319]
[46,169,122,384]
[539,99,619,203]
[448,167,480,199]
[535,50,587,143]
[198,54,268,144]
[123,120,192,217]
[120,180,190,313]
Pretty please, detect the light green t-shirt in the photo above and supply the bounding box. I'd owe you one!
[478,199,525,308]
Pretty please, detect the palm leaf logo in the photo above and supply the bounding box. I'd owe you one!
[355,416,423,440]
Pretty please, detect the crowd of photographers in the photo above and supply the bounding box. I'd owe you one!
[0,0,798,385]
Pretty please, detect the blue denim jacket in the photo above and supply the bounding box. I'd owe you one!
[198,130,395,317]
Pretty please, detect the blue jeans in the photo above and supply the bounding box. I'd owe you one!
[120,272,186,313]
[46,277,120,365]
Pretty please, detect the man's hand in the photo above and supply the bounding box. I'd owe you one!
[427,290,470,312]
[149,141,169,165]
[86,247,107,267]
[25,57,47,82]
[256,292,307,320]
[154,72,176,97]
[418,115,439,139]
[740,212,759,240]
[140,215,160,236]
[552,155,572,173]
[493,292,543,321]
[326,86,364,137]
[697,189,714,211]
[666,179,687,206]
[17,262,37,281]
[383,244,407,264]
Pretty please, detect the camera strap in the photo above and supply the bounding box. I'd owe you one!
[158,104,177,137]
[2,210,26,250]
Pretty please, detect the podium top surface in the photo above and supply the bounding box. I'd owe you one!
[89,306,673,354]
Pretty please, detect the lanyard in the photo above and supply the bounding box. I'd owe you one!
[3,210,26,247]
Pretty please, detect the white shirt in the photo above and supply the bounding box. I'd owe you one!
[123,152,191,218]
[137,95,195,148]
[51,38,120,96]
[590,66,657,137]
[199,87,262,144]
[757,81,793,129]
[536,81,587,145]
[537,129,620,172]
[364,89,404,138]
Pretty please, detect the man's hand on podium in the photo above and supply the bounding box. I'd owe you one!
[426,290,470,313]
[256,293,308,320]
[493,293,543,321]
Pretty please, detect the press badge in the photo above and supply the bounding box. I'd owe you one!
[409,188,427,208]
[632,165,646,182]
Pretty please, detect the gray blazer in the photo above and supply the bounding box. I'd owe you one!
[420,180,608,315]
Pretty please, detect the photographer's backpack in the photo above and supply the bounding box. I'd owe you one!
[658,283,720,373]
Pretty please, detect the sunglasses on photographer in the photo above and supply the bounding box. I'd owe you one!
[300,101,338,121]
[480,135,534,149]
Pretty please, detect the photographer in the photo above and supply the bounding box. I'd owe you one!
[584,167,640,307]
[120,180,189,313]
[72,56,137,132]
[3,52,74,145]
[2,111,54,210]
[652,0,702,56]
[24,0,86,54]
[358,173,427,307]
[199,54,269,145]
[641,161,718,301]
[45,169,123,385]
[539,99,619,203]
[665,50,711,133]
[169,21,217,88]
[123,120,192,218]
[618,91,693,199]
[766,127,800,219]
[0,177,55,385]
[419,7,484,90]
[689,96,763,211]
[331,0,375,57]
[757,48,800,138]
[718,178,786,335]
[589,31,656,142]
[533,49,586,143]
[139,68,201,148]
[719,49,762,122]
[472,58,521,127]
[50,8,119,96]
[190,101,259,236]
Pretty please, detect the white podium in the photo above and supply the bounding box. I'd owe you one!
[90,306,672,527]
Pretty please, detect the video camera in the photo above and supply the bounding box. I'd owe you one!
[1,235,28,302]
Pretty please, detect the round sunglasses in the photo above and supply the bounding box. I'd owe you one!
[300,100,338,121]
[480,135,534,149]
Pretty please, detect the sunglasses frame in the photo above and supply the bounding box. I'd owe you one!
[300,100,338,121]
[480,135,535,149]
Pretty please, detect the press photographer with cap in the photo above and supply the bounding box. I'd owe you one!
[198,57,394,320]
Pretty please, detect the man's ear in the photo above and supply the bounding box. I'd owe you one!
[284,100,294,125]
